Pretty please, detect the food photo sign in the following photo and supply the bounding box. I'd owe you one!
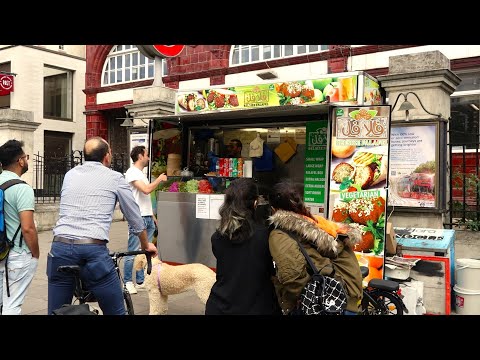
[388,123,437,209]
[173,74,381,114]
[327,105,391,282]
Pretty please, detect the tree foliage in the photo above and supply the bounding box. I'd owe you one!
[413,160,435,174]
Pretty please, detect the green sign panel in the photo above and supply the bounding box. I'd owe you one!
[304,120,328,209]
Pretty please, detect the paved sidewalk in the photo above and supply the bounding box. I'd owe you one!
[19,220,480,316]
[22,220,206,315]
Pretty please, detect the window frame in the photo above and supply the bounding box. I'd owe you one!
[43,65,74,121]
[101,45,167,86]
[229,45,329,67]
[450,69,480,149]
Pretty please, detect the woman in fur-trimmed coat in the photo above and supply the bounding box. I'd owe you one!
[268,181,363,315]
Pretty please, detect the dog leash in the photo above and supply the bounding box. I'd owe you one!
[154,262,163,293]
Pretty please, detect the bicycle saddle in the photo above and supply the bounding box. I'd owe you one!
[57,265,81,275]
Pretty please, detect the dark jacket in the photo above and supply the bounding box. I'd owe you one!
[205,222,281,315]
[268,210,363,314]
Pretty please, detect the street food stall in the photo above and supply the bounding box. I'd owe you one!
[146,71,390,275]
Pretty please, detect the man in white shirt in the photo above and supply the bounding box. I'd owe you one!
[123,145,167,294]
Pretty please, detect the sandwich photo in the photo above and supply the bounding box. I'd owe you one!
[330,146,388,191]
[352,151,388,188]
[177,92,207,112]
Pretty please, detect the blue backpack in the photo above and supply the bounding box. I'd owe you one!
[0,179,26,296]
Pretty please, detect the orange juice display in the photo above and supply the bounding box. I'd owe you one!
[339,77,356,101]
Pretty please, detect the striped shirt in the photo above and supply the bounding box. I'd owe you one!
[53,161,145,241]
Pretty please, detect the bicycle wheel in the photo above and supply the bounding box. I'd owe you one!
[362,290,404,315]
[123,290,135,315]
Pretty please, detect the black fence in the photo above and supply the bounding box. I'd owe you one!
[33,151,127,203]
[446,141,480,230]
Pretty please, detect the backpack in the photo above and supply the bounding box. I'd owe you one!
[0,179,27,296]
[285,230,348,315]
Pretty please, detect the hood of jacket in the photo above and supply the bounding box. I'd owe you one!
[268,210,362,257]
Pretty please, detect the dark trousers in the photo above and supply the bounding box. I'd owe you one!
[46,241,125,315]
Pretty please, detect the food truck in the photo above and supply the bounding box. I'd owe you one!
[146,70,390,283]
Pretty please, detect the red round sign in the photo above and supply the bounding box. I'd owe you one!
[0,75,13,91]
[152,45,185,58]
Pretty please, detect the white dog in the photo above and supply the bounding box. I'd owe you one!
[133,254,216,315]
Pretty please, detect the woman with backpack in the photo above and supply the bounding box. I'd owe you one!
[268,180,363,315]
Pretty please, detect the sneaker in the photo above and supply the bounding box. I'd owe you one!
[125,281,137,294]
[135,282,146,290]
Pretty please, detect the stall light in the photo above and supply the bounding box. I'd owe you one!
[119,112,135,127]
[239,128,269,133]
[391,92,442,122]
[120,118,134,127]
[470,103,480,111]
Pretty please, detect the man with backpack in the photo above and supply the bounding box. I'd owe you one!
[0,139,39,315]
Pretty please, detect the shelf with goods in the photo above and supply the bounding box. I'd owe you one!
[156,173,256,195]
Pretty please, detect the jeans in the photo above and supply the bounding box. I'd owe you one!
[123,216,156,284]
[0,251,38,315]
[46,241,125,315]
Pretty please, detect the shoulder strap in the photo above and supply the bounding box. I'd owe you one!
[284,229,336,277]
[283,230,320,275]
[0,179,26,191]
[1,178,27,246]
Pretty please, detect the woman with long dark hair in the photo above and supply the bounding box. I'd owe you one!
[205,178,281,315]
[268,180,363,315]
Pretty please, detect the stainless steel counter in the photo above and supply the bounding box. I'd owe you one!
[156,192,218,268]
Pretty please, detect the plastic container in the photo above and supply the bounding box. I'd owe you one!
[455,258,480,291]
[454,285,480,315]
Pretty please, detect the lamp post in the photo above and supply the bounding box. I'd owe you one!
[391,91,442,121]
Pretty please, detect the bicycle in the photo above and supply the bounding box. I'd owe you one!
[359,266,408,315]
[55,250,153,315]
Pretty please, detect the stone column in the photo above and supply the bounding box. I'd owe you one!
[0,109,40,186]
[378,51,462,228]
[125,85,176,121]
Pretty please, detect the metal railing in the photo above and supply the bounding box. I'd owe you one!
[33,151,127,203]
[446,141,480,230]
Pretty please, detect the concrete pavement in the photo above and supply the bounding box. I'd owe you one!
[21,220,206,315]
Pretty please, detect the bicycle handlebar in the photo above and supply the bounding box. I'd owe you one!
[109,250,153,275]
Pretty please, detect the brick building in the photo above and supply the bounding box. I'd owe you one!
[84,45,480,156]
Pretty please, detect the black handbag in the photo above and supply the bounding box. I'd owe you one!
[287,231,348,315]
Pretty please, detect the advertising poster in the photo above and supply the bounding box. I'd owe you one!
[328,106,390,281]
[129,131,149,175]
[304,120,328,216]
[388,124,437,208]
[175,75,359,114]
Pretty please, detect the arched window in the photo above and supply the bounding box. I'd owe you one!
[101,45,168,86]
[229,45,328,66]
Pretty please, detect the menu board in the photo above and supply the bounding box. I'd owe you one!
[327,106,391,281]
[175,74,365,114]
[304,120,328,216]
